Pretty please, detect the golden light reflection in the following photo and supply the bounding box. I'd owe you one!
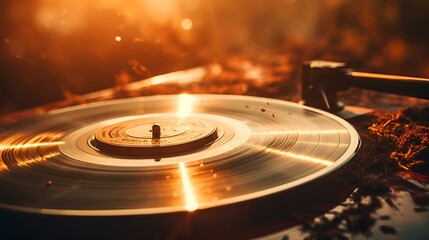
[181,18,193,30]
[0,142,65,151]
[178,162,199,212]
[244,66,264,80]
[177,93,195,118]
[253,145,333,166]
[16,152,60,167]
[0,140,65,172]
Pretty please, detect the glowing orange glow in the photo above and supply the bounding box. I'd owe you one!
[144,0,177,24]
[32,0,183,37]
[253,145,333,166]
[120,66,209,92]
[181,18,193,30]
[178,162,199,212]
[115,36,122,42]
[244,67,263,80]
[0,139,64,172]
[0,145,62,172]
[16,152,60,167]
[177,93,195,118]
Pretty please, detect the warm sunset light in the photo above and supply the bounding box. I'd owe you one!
[1,1,428,238]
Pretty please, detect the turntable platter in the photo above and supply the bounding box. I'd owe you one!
[0,94,360,216]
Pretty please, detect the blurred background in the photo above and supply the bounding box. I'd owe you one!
[1,0,429,111]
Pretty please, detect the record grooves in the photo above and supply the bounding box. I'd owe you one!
[0,94,360,238]
[0,94,359,216]
[0,164,357,239]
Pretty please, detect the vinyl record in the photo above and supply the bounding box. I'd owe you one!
[0,94,360,216]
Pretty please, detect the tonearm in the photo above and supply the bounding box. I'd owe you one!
[301,60,429,114]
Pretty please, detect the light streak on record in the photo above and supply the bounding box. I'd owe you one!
[253,145,334,166]
[179,162,199,211]
[177,93,195,118]
[252,129,348,136]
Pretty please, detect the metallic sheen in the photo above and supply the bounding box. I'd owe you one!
[0,94,360,216]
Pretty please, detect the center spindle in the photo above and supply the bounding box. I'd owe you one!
[91,116,219,157]
[152,124,161,139]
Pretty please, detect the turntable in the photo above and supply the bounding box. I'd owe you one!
[1,60,428,239]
